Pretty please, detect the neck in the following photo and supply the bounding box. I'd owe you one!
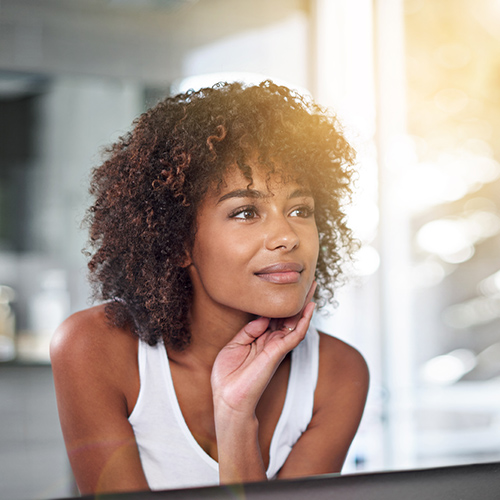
[171,293,255,370]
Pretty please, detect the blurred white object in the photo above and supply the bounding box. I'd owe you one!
[21,269,70,362]
[30,269,70,332]
[420,349,477,385]
[0,285,16,361]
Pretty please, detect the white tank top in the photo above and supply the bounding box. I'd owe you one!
[128,326,320,490]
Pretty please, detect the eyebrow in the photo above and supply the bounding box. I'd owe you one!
[217,187,313,204]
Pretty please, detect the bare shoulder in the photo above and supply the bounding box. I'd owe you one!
[317,331,369,381]
[51,304,137,366]
[315,331,369,411]
[50,304,139,404]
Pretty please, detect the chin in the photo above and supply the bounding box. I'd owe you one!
[252,297,304,319]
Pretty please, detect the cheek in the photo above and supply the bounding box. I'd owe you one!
[191,232,251,290]
[305,227,320,265]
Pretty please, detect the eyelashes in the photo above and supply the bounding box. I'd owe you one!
[229,206,258,220]
[228,204,315,220]
[290,206,315,218]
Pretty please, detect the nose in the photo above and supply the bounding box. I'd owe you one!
[264,214,300,251]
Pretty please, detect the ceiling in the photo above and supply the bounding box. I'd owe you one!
[0,0,308,85]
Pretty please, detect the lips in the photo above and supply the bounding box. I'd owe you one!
[255,262,303,284]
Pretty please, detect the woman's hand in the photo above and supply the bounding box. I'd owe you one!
[211,282,317,418]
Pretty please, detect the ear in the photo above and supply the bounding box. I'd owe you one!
[179,250,192,268]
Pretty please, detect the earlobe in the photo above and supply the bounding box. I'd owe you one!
[179,251,192,268]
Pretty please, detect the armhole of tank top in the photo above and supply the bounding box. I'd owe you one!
[310,328,320,395]
[297,327,320,425]
[128,339,146,422]
[266,326,320,478]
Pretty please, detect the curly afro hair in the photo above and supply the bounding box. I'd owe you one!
[86,80,356,350]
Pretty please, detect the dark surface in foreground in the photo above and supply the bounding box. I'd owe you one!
[74,461,500,500]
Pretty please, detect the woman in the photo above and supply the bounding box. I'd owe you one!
[50,81,369,494]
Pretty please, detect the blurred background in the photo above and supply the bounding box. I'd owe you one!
[1,0,500,498]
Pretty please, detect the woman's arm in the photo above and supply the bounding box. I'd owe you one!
[50,307,150,495]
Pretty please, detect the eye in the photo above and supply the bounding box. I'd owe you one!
[229,206,258,220]
[290,205,315,218]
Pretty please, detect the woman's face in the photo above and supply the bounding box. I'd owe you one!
[186,165,319,320]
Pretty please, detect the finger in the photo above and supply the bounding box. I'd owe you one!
[282,281,317,331]
[254,303,316,377]
[305,280,318,304]
[301,300,316,324]
[228,316,270,346]
[279,301,316,351]
[293,300,316,332]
